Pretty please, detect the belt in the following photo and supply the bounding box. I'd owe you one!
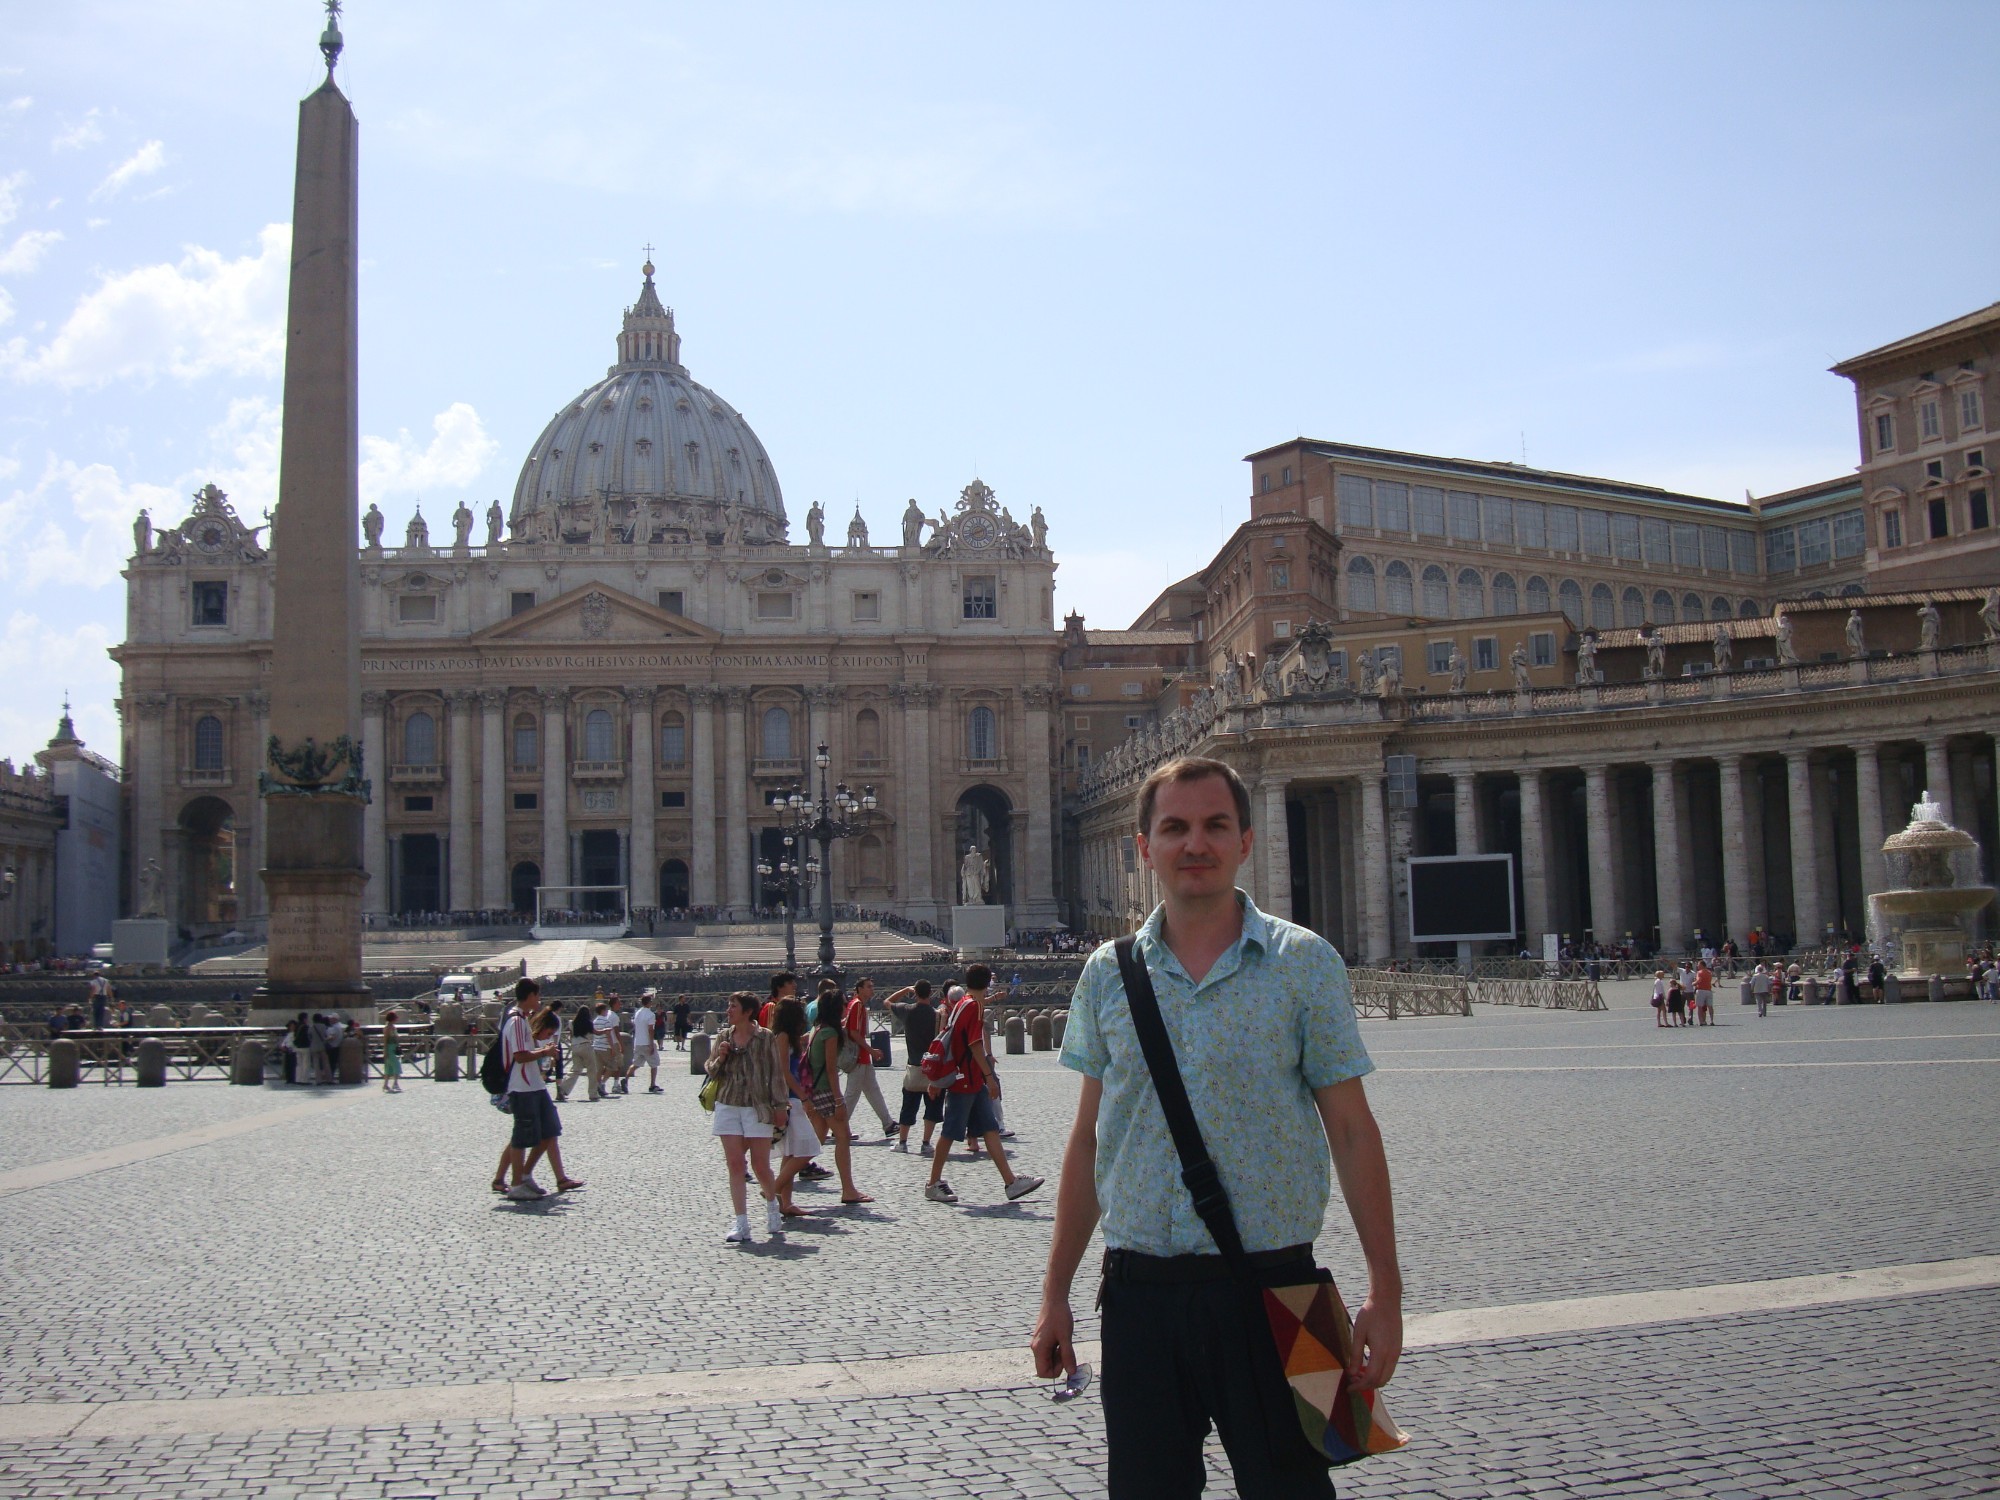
[1100,1244,1312,1285]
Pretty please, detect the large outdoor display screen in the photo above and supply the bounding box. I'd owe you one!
[1407,854,1517,942]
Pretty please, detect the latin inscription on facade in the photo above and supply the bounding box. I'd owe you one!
[359,651,917,675]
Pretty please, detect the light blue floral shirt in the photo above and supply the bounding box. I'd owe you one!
[1060,891,1373,1257]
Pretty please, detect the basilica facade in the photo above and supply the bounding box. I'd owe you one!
[115,265,1062,935]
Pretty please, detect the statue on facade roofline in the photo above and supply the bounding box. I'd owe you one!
[1643,629,1666,680]
[1030,506,1048,552]
[1773,606,1797,665]
[1845,607,1866,660]
[362,503,385,550]
[806,501,825,548]
[451,500,475,550]
[1980,587,1999,644]
[1575,632,1598,684]
[1712,621,1733,673]
[132,509,152,557]
[485,500,504,548]
[1917,600,1941,652]
[902,497,926,548]
[1511,641,1532,694]
[1447,644,1467,694]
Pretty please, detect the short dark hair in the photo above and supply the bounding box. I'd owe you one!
[913,979,932,1000]
[814,992,844,1028]
[514,977,541,1005]
[965,963,991,991]
[728,990,760,1022]
[770,971,797,998]
[1137,756,1251,837]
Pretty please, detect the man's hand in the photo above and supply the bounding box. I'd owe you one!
[1345,1293,1402,1390]
[1030,1297,1078,1379]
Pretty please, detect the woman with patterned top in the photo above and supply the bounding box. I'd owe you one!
[705,992,790,1243]
[810,991,872,1205]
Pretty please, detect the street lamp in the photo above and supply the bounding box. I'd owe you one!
[755,832,822,974]
[766,742,878,983]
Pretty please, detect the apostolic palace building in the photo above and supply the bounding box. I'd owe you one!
[111,283,1999,963]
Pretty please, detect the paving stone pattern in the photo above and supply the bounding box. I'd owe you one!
[2,1084,308,1173]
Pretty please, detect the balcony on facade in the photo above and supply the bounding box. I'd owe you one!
[570,759,626,782]
[180,767,231,787]
[751,758,803,779]
[388,763,443,786]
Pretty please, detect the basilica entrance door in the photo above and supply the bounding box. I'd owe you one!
[399,833,441,915]
[578,829,621,913]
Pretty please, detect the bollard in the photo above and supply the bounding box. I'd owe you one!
[1052,1011,1067,1047]
[1739,979,1754,1006]
[147,1004,175,1029]
[702,1011,718,1036]
[48,1037,79,1089]
[435,1035,461,1083]
[136,1037,168,1087]
[1928,973,1944,1003]
[689,1032,711,1074]
[1005,1014,1026,1055]
[1884,973,1902,1004]
[1030,1012,1053,1051]
[231,1039,266,1085]
[436,1001,464,1038]
[1804,975,1821,1006]
[338,1033,365,1085]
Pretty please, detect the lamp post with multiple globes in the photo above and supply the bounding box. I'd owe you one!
[759,742,877,982]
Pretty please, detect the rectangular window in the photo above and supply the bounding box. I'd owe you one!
[1530,631,1556,667]
[1701,525,1730,571]
[191,580,228,627]
[510,590,537,616]
[1920,400,1941,440]
[1272,620,1291,639]
[1883,509,1904,549]
[1765,526,1796,572]
[1641,518,1670,564]
[1074,744,1091,769]
[1929,498,1950,539]
[659,721,686,765]
[1327,650,1346,680]
[1412,485,1445,537]
[1473,636,1498,671]
[962,576,997,619]
[1548,505,1581,552]
[1448,491,1481,541]
[1073,714,1090,731]
[1070,683,1092,698]
[657,590,684,615]
[1970,448,1987,471]
[1120,681,1144,697]
[1374,481,1410,532]
[1926,459,1944,480]
[1124,714,1142,730]
[1670,523,1700,567]
[1832,510,1866,558]
[1875,412,1895,453]
[1961,389,1984,432]
[1269,563,1290,590]
[1336,474,1373,527]
[1797,518,1831,567]
[1613,513,1643,561]
[851,591,880,621]
[1481,494,1514,544]
[1582,510,1612,557]
[1281,466,1293,486]
[756,591,795,619]
[1426,640,1453,674]
[1514,498,1546,549]
[403,795,433,813]
[398,594,437,622]
[1972,489,1991,531]
[1730,530,1759,574]
[513,724,537,767]
[660,790,686,809]
[512,792,538,811]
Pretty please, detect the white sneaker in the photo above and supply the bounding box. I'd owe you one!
[893,1140,909,1153]
[725,1217,752,1243]
[765,1199,784,1236]
[1005,1175,1044,1202]
[925,1181,959,1204]
[505,1181,545,1201]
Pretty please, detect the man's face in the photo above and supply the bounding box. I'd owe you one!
[855,979,874,1004]
[775,981,796,1002]
[1138,774,1253,903]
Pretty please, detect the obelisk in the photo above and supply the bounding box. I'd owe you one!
[254,4,370,1022]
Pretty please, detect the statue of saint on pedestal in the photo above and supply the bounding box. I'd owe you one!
[902,497,926,548]
[485,499,505,548]
[451,500,474,550]
[959,844,993,907]
[138,857,164,919]
[806,501,826,548]
[362,503,385,550]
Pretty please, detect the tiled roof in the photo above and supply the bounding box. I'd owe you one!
[1832,302,2000,372]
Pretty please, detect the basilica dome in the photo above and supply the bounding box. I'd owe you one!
[509,262,785,543]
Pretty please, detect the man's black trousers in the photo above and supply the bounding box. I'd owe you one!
[1099,1250,1337,1499]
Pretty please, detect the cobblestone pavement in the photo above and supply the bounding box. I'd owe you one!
[2,986,1996,1496]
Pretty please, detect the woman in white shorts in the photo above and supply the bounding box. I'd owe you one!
[768,996,822,1219]
[704,991,789,1244]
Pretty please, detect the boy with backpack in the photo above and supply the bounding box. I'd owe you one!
[922,964,1043,1206]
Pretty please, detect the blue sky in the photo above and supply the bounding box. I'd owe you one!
[3,0,1996,767]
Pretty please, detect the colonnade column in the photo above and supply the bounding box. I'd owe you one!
[1021,685,1057,922]
[1785,749,1821,943]
[1517,768,1548,946]
[1649,760,1685,952]
[1262,775,1292,920]
[1583,764,1617,942]
[1717,754,1751,946]
[447,688,476,912]
[359,690,387,916]
[629,687,656,913]
[722,686,749,918]
[688,687,718,908]
[539,689,569,896]
[478,690,506,909]
[1854,743,1885,906]
[1358,771,1389,963]
[245,690,269,919]
[1450,766,1477,854]
[1924,737,1952,822]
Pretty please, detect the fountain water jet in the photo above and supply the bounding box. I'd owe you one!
[1866,793,1995,998]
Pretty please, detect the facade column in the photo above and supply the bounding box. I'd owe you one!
[540,688,568,895]
[1785,748,1822,944]
[1261,774,1292,921]
[478,690,506,909]
[1358,772,1389,963]
[1649,759,1685,952]
[1022,684,1057,922]
[1583,763,1617,942]
[629,687,657,911]
[898,683,937,918]
[1923,737,1952,823]
[127,694,168,918]
[1717,754,1751,946]
[1517,768,1549,946]
[245,690,270,920]
[688,686,718,908]
[447,688,476,913]
[1450,767,1478,854]
[360,690,387,915]
[722,686,749,918]
[1854,743,1885,905]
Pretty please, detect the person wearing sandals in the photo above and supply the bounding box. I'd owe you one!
[768,997,823,1220]
[809,992,872,1206]
[380,1011,402,1093]
[706,992,792,1242]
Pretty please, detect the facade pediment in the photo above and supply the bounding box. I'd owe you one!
[471,586,723,645]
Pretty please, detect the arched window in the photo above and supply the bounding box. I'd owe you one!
[1738,598,1760,619]
[659,711,686,766]
[1839,582,1865,598]
[1346,556,1377,612]
[967,705,998,761]
[1621,588,1646,628]
[1711,596,1732,622]
[1526,576,1551,614]
[1384,561,1414,614]
[193,714,225,771]
[583,708,615,762]
[1559,579,1584,625]
[1454,568,1484,618]
[1682,592,1703,622]
[403,710,437,766]
[512,714,538,768]
[1420,564,1449,617]
[1491,573,1518,615]
[854,707,881,758]
[1652,590,1675,624]
[1589,583,1614,630]
[760,705,793,760]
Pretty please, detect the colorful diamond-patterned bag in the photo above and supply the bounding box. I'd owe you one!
[1114,937,1408,1467]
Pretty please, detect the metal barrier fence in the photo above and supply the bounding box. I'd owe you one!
[1351,971,1472,1018]
[0,1023,441,1085]
[1470,976,1607,1011]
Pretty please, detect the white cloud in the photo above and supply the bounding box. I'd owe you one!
[0,228,62,275]
[0,610,119,771]
[0,222,289,387]
[0,287,13,328]
[361,402,499,506]
[4,96,29,115]
[52,109,103,152]
[0,454,178,593]
[89,139,165,202]
[0,171,26,229]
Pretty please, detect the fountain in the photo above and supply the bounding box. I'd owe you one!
[1866,793,1996,998]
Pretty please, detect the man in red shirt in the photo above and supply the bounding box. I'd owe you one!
[759,971,796,1029]
[840,976,897,1139]
[924,964,1042,1206]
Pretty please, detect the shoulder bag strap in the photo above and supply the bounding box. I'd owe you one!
[1113,935,1250,1271]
